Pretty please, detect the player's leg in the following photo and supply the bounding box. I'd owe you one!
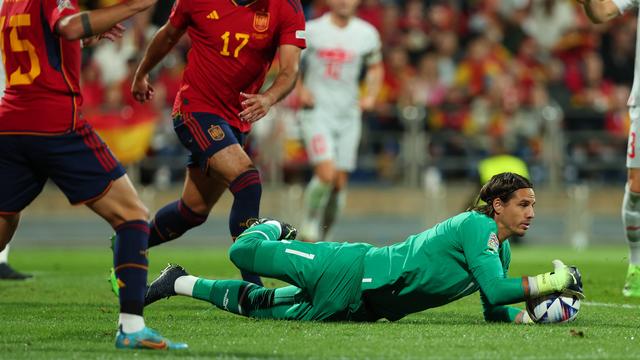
[147,167,225,248]
[623,106,640,297]
[205,141,263,284]
[320,115,360,241]
[0,136,45,279]
[0,243,32,280]
[47,122,186,349]
[300,111,337,242]
[191,112,263,285]
[320,172,348,241]
[145,264,302,320]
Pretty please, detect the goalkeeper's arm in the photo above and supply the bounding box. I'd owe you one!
[472,260,583,307]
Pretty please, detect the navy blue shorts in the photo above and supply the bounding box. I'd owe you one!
[173,112,247,172]
[0,122,126,213]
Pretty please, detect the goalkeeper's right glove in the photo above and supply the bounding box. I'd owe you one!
[249,218,298,240]
[527,259,584,298]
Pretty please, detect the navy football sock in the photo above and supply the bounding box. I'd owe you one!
[229,169,263,286]
[114,220,149,316]
[148,200,208,247]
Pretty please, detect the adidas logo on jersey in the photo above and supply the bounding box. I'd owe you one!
[206,10,219,19]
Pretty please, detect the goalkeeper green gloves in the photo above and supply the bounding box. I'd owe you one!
[527,259,584,298]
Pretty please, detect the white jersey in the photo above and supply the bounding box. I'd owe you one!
[614,0,640,105]
[302,14,381,114]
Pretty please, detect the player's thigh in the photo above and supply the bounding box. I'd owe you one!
[300,109,336,167]
[181,166,227,214]
[173,112,253,183]
[207,144,254,183]
[0,136,46,214]
[627,107,640,192]
[86,175,149,227]
[39,123,144,226]
[334,115,362,174]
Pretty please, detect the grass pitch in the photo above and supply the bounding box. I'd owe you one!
[1,245,638,359]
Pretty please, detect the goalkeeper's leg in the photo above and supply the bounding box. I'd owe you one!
[146,264,301,319]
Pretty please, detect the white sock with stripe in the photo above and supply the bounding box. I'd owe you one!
[118,313,145,333]
[0,245,8,263]
[174,275,199,296]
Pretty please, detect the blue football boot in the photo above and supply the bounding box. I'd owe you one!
[115,326,188,350]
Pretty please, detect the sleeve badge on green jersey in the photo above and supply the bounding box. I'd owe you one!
[486,233,499,254]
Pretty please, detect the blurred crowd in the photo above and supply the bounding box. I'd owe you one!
[78,0,636,185]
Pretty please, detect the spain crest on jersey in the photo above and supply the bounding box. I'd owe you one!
[208,125,225,141]
[253,11,270,32]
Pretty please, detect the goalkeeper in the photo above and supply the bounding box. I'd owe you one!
[145,172,583,324]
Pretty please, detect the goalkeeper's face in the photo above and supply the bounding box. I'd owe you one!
[494,188,536,238]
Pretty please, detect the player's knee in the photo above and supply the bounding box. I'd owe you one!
[629,170,640,193]
[128,201,150,222]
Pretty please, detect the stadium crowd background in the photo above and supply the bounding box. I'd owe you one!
[76,0,635,187]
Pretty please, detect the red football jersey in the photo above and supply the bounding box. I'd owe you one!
[0,0,81,134]
[170,0,306,132]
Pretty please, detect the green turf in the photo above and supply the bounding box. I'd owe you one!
[1,245,639,359]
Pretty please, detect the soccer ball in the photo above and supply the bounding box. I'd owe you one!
[526,292,581,323]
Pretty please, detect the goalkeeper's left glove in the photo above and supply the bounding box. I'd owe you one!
[527,259,585,299]
[249,218,297,240]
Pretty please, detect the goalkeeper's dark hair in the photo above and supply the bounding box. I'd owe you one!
[469,172,533,217]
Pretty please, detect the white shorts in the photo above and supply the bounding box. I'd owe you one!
[299,108,362,172]
[628,106,640,168]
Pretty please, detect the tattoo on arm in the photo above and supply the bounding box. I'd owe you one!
[80,13,93,38]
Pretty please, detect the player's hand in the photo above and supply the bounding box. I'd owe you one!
[238,92,274,123]
[250,218,297,240]
[99,23,126,42]
[81,23,125,47]
[529,260,584,299]
[515,310,534,324]
[131,75,155,103]
[299,86,315,109]
[565,265,585,299]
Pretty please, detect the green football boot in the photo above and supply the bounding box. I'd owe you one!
[109,234,119,297]
[622,264,640,297]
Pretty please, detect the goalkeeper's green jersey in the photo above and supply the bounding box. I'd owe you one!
[361,211,526,322]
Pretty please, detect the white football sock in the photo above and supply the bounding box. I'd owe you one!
[0,245,8,263]
[174,275,199,296]
[118,313,145,333]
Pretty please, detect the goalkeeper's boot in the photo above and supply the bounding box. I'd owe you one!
[145,264,188,306]
[108,234,119,297]
[115,325,188,350]
[622,264,640,297]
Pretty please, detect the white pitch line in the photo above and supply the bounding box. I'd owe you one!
[582,301,640,309]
